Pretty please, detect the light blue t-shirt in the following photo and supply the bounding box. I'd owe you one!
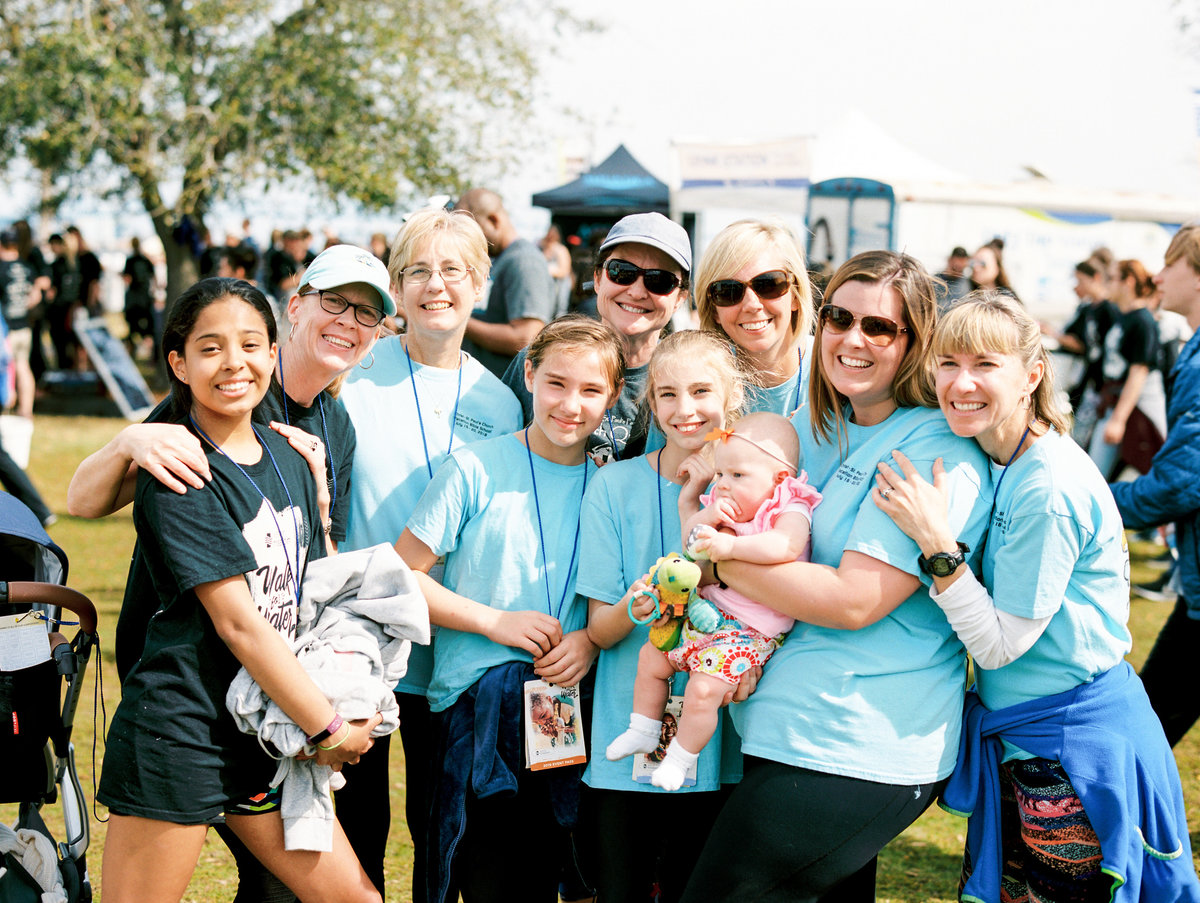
[976,429,1132,713]
[339,336,523,694]
[407,433,592,712]
[577,454,738,793]
[731,405,993,784]
[744,337,813,418]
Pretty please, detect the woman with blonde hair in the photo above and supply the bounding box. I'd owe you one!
[680,250,993,902]
[876,291,1197,901]
[694,218,814,416]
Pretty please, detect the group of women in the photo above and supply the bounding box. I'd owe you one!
[69,206,1198,903]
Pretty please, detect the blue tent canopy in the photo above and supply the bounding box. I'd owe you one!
[531,145,669,215]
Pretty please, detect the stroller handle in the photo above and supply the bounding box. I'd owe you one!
[1,581,98,634]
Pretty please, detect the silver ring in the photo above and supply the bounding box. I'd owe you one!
[881,489,891,501]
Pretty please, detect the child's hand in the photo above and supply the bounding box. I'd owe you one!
[486,610,563,657]
[313,713,383,768]
[534,628,598,686]
[626,579,660,623]
[695,529,736,562]
[677,453,713,496]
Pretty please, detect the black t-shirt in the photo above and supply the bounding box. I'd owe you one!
[0,257,37,328]
[97,424,322,822]
[123,252,155,307]
[1062,299,1118,401]
[1101,306,1159,386]
[113,383,356,680]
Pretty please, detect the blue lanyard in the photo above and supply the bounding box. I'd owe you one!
[794,347,804,415]
[604,410,620,461]
[654,448,666,558]
[276,350,336,513]
[404,340,465,479]
[189,417,303,609]
[981,423,1033,562]
[524,426,588,621]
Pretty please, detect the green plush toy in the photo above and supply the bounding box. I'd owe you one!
[626,553,719,651]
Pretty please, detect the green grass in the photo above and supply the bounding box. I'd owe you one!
[3,413,1196,901]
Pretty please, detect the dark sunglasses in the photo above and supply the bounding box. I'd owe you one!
[819,304,909,347]
[303,290,385,328]
[603,259,682,296]
[706,270,793,307]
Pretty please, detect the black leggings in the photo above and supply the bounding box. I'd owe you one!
[678,756,942,903]
[1139,595,1200,747]
[576,785,729,903]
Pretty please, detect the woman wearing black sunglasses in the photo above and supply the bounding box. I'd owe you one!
[502,212,691,464]
[680,250,993,903]
[694,219,814,417]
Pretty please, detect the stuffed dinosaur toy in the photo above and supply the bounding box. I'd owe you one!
[626,553,721,651]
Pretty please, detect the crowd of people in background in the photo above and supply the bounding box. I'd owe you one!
[0,191,1196,902]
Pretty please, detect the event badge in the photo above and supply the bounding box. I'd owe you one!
[523,679,587,771]
[633,695,697,786]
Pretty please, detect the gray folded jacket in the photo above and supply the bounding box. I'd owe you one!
[227,542,431,851]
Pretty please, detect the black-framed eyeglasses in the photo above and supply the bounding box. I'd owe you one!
[302,290,385,328]
[603,259,682,296]
[706,270,793,307]
[818,304,909,347]
[400,264,473,285]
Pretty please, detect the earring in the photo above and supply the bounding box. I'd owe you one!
[288,323,297,342]
[359,350,375,370]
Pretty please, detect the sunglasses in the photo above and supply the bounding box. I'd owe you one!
[818,304,910,347]
[706,270,792,307]
[603,259,682,296]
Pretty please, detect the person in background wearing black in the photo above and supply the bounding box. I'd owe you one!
[123,237,158,361]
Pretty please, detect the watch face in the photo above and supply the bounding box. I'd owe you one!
[930,556,958,577]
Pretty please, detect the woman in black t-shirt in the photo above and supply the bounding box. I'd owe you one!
[97,277,383,903]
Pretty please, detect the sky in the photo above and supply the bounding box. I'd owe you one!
[505,0,1200,231]
[10,0,1200,251]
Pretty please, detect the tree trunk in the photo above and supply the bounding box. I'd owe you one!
[149,213,201,386]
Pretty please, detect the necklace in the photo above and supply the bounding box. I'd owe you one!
[190,417,303,609]
[524,426,588,620]
[404,338,465,479]
[654,448,666,557]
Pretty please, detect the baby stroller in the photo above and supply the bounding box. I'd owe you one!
[0,492,97,903]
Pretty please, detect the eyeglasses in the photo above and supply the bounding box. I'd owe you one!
[302,290,386,328]
[603,259,682,296]
[706,270,793,307]
[818,304,910,347]
[400,264,473,285]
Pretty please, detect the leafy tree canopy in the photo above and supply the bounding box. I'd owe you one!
[0,0,588,297]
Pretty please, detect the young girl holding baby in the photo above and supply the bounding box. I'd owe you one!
[578,330,750,902]
[607,411,821,792]
[97,278,381,903]
[394,316,624,903]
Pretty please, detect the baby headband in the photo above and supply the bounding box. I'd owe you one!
[705,427,797,473]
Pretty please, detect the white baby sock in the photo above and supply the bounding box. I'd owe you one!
[605,713,662,761]
[650,741,699,791]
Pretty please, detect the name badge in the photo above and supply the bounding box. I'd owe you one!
[523,679,587,771]
[633,695,697,787]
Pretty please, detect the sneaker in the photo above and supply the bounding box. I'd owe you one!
[1133,569,1177,603]
[41,513,57,528]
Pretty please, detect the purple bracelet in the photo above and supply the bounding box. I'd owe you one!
[306,714,344,747]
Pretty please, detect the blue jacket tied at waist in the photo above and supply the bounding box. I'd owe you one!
[942,662,1199,903]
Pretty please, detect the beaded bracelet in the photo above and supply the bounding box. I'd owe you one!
[318,721,352,751]
[306,714,344,747]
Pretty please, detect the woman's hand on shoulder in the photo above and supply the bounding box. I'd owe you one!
[533,628,598,687]
[269,423,329,493]
[874,451,955,556]
[123,423,210,493]
[313,713,383,768]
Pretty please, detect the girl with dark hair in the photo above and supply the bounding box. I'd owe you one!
[97,277,383,903]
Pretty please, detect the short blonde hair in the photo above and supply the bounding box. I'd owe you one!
[694,219,813,355]
[935,291,1070,435]
[1164,224,1200,275]
[808,250,939,448]
[388,208,490,290]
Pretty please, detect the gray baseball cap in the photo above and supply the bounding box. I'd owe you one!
[597,213,691,273]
